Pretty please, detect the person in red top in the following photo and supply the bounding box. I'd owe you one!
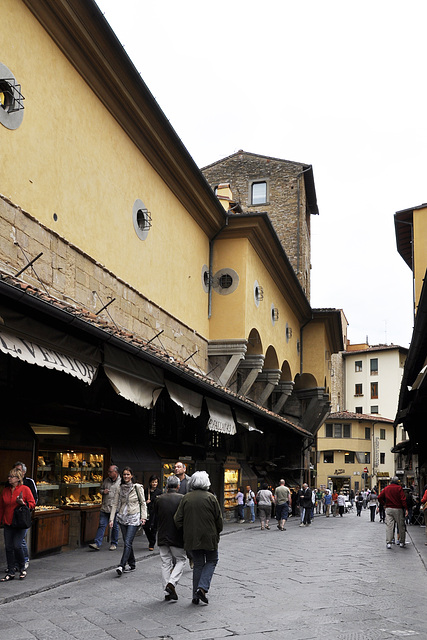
[421,484,427,546]
[378,476,408,550]
[0,468,36,581]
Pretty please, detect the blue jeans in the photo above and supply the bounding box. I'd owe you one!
[245,504,255,522]
[192,549,219,596]
[4,525,26,575]
[118,523,139,569]
[237,504,244,520]
[94,511,119,547]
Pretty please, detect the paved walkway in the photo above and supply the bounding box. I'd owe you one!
[1,509,426,639]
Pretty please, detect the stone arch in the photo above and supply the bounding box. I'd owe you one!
[280,360,293,382]
[294,372,318,390]
[264,345,279,370]
[247,328,263,355]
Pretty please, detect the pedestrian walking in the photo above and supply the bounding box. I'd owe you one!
[300,483,312,527]
[332,489,339,517]
[256,483,274,530]
[89,464,121,551]
[13,461,37,569]
[378,477,408,549]
[174,461,191,494]
[244,485,256,523]
[356,491,363,516]
[368,489,378,522]
[143,474,163,551]
[274,479,291,530]
[174,471,223,605]
[154,475,186,601]
[421,484,427,545]
[337,491,346,517]
[109,466,147,576]
[235,487,245,523]
[324,489,332,517]
[0,469,36,581]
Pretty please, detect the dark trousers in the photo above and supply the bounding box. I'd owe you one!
[4,525,26,574]
[118,523,138,569]
[303,506,311,525]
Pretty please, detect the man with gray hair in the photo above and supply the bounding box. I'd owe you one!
[154,475,186,601]
[378,477,408,549]
[174,471,223,605]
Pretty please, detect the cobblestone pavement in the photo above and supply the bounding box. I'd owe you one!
[1,508,426,640]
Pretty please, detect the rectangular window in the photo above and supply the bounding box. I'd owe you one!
[355,360,362,372]
[323,451,334,463]
[251,181,267,205]
[380,428,386,440]
[364,452,371,463]
[370,358,378,375]
[371,406,379,414]
[365,427,371,439]
[355,383,363,396]
[355,406,363,414]
[325,424,333,437]
[333,423,342,438]
[380,452,385,464]
[344,451,355,463]
[371,382,378,399]
[343,424,351,438]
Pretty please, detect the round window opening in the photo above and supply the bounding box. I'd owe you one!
[0,63,25,130]
[219,274,233,289]
[0,80,14,113]
[132,199,151,241]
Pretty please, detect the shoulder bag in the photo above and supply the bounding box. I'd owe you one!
[11,501,32,529]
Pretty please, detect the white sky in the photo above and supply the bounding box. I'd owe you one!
[96,0,426,348]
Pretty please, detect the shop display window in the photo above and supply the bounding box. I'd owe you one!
[36,450,104,510]
[224,468,239,511]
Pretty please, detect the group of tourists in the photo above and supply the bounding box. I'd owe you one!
[88,461,222,604]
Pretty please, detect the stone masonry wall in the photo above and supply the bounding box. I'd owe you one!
[202,152,312,300]
[0,195,208,372]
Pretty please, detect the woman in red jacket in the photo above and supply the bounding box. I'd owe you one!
[421,484,427,546]
[0,468,36,581]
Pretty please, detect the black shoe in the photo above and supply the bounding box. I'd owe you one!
[116,566,123,577]
[165,582,178,600]
[196,588,208,604]
[165,594,171,601]
[192,598,199,605]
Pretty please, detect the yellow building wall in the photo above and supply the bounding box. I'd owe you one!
[303,322,331,389]
[413,207,427,307]
[1,0,210,336]
[209,237,301,378]
[316,420,394,491]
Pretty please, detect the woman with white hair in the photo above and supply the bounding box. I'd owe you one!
[174,470,223,605]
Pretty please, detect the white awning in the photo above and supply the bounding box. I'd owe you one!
[165,380,203,417]
[206,397,236,435]
[104,366,163,409]
[0,327,97,384]
[235,409,263,434]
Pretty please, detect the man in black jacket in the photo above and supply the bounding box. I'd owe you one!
[154,475,185,601]
[300,483,313,527]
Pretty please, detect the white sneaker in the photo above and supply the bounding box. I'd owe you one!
[386,543,391,549]
[400,543,406,548]
[116,566,123,576]
[109,544,117,551]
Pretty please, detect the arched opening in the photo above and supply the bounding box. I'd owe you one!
[294,372,318,390]
[264,345,279,370]
[247,328,263,355]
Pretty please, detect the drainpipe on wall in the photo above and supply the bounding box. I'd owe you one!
[299,315,313,375]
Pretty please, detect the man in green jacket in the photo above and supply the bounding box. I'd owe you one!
[174,471,223,605]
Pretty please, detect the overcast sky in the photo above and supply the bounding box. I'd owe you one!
[96,0,425,349]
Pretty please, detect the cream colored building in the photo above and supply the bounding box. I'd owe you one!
[316,412,395,492]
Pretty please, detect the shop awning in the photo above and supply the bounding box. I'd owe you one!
[235,409,263,434]
[206,397,236,435]
[0,326,97,384]
[104,366,163,409]
[165,380,203,417]
[103,344,164,409]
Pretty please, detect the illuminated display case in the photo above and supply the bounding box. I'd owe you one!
[36,450,104,510]
[224,468,239,513]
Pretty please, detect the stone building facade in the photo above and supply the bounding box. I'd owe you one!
[202,150,319,300]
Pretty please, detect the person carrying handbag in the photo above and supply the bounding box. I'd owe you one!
[109,466,147,576]
[0,469,36,581]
